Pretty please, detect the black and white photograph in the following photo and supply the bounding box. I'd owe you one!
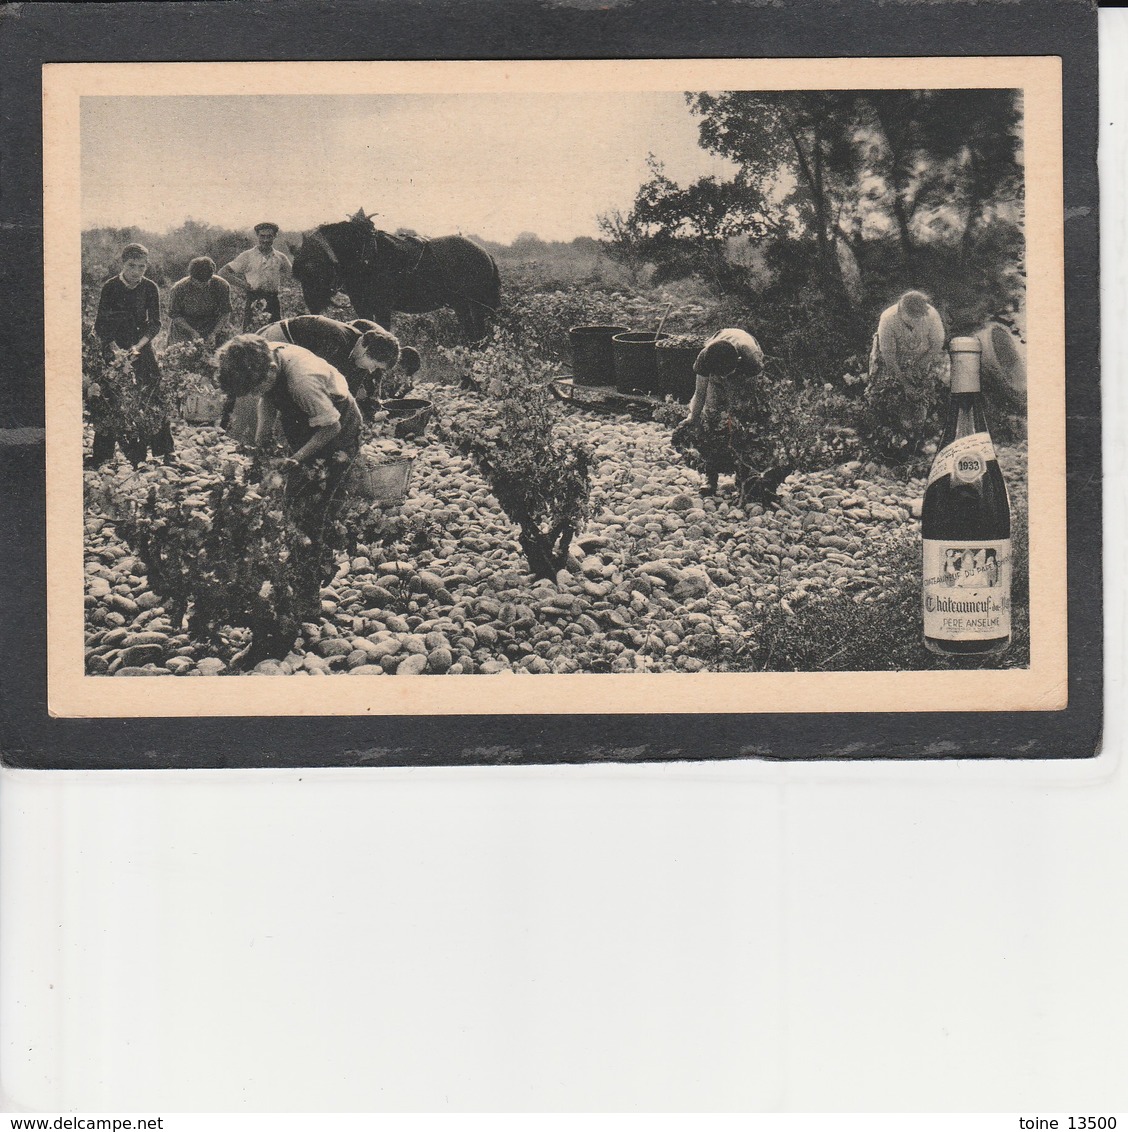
[3,2,1122,1119]
[43,57,1068,721]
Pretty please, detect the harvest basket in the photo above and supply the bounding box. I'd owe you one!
[180,390,226,424]
[380,398,435,440]
[345,454,415,506]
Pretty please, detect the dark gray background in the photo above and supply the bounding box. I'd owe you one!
[0,0,1101,767]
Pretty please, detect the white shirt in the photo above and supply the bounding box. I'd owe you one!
[267,342,350,428]
[876,303,945,373]
[227,247,292,293]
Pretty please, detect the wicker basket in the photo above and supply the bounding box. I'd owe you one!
[345,454,415,505]
[380,398,435,440]
[181,390,226,424]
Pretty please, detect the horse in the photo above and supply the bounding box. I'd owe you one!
[291,211,501,341]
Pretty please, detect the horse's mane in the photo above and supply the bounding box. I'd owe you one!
[315,218,376,257]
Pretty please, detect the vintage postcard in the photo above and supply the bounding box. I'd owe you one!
[42,56,1072,727]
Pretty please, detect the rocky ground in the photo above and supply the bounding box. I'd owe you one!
[82,381,1029,676]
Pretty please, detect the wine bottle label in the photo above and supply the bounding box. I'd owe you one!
[922,538,1012,640]
[926,432,996,488]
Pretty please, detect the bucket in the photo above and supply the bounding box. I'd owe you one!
[655,339,703,402]
[345,455,415,506]
[612,331,670,395]
[975,322,1027,411]
[569,325,629,387]
[380,397,435,440]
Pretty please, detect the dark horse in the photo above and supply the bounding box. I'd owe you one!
[291,211,501,341]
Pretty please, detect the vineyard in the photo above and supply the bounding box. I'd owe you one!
[81,278,1030,677]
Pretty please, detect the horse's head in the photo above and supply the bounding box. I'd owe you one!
[292,231,339,314]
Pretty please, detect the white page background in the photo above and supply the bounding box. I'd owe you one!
[2,18,1125,1113]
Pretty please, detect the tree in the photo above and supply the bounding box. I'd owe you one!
[686,88,1024,296]
[689,91,861,304]
[857,89,1024,262]
[439,331,593,582]
[599,154,782,288]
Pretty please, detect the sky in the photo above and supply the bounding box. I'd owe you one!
[80,93,739,243]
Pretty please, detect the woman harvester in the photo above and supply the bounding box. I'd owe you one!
[673,327,768,497]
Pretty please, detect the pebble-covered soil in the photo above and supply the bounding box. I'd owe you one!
[82,381,1029,676]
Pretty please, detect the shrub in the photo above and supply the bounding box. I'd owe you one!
[158,339,222,414]
[846,369,946,479]
[749,526,1030,672]
[494,288,621,361]
[115,452,399,667]
[82,337,171,443]
[392,308,464,352]
[670,369,860,506]
[438,332,593,581]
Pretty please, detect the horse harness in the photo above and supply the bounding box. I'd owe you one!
[306,226,429,283]
[305,222,497,319]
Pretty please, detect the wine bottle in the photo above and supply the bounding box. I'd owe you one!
[921,336,1012,656]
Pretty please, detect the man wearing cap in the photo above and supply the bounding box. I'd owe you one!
[219,223,292,332]
[674,327,767,496]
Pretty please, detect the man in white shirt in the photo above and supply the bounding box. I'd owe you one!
[219,222,293,331]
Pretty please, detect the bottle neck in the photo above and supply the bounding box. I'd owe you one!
[942,391,989,444]
[950,354,981,394]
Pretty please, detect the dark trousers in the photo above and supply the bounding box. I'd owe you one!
[242,289,282,331]
[88,345,175,467]
[90,420,175,467]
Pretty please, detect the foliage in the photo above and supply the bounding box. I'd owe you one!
[846,364,945,478]
[438,331,594,580]
[651,400,691,429]
[671,366,859,505]
[158,339,222,414]
[114,449,399,666]
[82,337,170,442]
[391,309,464,352]
[597,155,781,289]
[750,524,1029,671]
[856,89,1024,256]
[493,289,622,360]
[687,89,1024,271]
